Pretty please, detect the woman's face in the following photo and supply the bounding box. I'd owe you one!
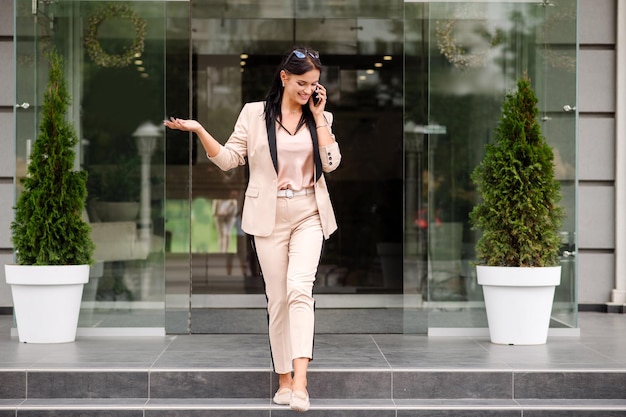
[281,69,320,107]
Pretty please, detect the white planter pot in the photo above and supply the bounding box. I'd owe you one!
[476,265,561,345]
[94,201,139,222]
[5,264,90,343]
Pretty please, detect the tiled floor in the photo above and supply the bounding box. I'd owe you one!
[0,312,625,371]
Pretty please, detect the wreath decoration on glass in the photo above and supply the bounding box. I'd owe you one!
[84,3,146,68]
[539,5,577,73]
[436,19,503,70]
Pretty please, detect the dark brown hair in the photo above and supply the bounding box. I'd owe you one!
[264,46,323,127]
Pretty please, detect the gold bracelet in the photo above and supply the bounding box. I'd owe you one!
[316,124,328,129]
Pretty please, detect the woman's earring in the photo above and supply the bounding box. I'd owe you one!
[281,81,285,87]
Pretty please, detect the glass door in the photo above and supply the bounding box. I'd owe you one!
[404,0,578,333]
[15,0,189,334]
[178,0,407,333]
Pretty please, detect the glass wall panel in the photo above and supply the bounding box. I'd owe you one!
[404,1,578,333]
[538,0,578,328]
[15,0,40,188]
[164,1,192,334]
[13,0,43,332]
[15,0,189,333]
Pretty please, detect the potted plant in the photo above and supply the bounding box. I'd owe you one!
[5,49,95,343]
[469,76,564,345]
[90,156,141,222]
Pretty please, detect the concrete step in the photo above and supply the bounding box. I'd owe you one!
[3,369,626,400]
[2,369,626,416]
[2,399,626,416]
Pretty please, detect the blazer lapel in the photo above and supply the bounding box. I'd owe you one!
[266,117,279,175]
[306,118,323,182]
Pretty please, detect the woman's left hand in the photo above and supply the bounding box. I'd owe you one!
[309,83,327,116]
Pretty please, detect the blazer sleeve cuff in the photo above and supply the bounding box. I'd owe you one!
[320,141,341,172]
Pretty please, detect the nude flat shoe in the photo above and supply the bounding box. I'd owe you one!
[273,387,292,405]
[290,390,310,412]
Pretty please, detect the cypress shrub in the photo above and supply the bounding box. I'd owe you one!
[11,49,95,266]
[469,76,563,267]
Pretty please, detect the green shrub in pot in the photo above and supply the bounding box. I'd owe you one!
[469,76,564,268]
[11,48,95,266]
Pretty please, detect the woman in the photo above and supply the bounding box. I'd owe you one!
[164,46,341,412]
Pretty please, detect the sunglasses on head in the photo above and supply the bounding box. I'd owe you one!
[289,48,320,60]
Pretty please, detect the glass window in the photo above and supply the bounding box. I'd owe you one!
[14,0,190,333]
[404,1,578,333]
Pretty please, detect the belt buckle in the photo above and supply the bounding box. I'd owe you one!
[285,189,294,199]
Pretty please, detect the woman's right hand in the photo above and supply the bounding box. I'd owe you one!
[164,117,203,133]
[164,117,222,158]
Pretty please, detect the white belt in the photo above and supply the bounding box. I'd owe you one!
[277,187,315,198]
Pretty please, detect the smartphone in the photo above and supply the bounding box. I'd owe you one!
[312,86,320,105]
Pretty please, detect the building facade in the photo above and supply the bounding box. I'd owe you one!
[0,0,623,335]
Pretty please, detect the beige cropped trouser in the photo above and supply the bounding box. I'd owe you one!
[253,192,323,374]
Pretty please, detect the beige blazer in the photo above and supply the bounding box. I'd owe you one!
[208,101,341,239]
